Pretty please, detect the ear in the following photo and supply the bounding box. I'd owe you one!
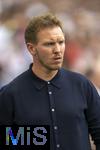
[26,43,36,56]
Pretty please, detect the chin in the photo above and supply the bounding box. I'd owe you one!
[45,63,62,71]
[51,65,62,70]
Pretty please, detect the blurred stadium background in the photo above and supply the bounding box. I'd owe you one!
[0,0,100,149]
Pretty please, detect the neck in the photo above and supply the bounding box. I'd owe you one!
[32,64,58,81]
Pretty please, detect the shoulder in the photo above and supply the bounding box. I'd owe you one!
[0,69,31,94]
[60,67,88,83]
[60,68,100,96]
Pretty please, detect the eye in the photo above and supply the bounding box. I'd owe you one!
[59,40,65,45]
[44,42,55,46]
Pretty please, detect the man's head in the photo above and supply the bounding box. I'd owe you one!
[25,13,65,72]
[25,13,64,44]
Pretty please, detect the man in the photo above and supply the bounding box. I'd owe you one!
[0,13,100,150]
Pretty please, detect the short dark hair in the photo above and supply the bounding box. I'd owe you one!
[25,13,64,44]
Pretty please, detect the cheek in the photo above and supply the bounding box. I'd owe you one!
[61,47,65,55]
[38,51,50,60]
[61,44,65,51]
[37,46,52,60]
[40,48,51,57]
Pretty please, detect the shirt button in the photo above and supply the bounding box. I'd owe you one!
[56,144,60,148]
[51,108,55,112]
[47,81,50,84]
[49,91,52,95]
[54,126,58,130]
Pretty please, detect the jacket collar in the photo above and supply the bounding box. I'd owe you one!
[29,64,62,90]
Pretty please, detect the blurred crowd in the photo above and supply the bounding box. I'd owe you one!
[0,0,100,149]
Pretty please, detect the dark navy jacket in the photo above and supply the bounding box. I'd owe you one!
[0,65,100,150]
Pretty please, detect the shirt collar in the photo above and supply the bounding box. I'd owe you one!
[50,70,61,89]
[29,64,62,90]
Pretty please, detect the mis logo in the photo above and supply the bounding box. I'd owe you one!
[0,125,50,150]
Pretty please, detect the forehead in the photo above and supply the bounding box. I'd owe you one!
[37,27,65,42]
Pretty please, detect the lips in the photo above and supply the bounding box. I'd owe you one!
[53,56,62,60]
[52,56,62,64]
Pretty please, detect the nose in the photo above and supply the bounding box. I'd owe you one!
[53,43,61,54]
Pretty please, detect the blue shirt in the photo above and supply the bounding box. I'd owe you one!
[0,65,100,150]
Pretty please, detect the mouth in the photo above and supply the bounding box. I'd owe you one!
[54,56,62,60]
[53,56,63,63]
